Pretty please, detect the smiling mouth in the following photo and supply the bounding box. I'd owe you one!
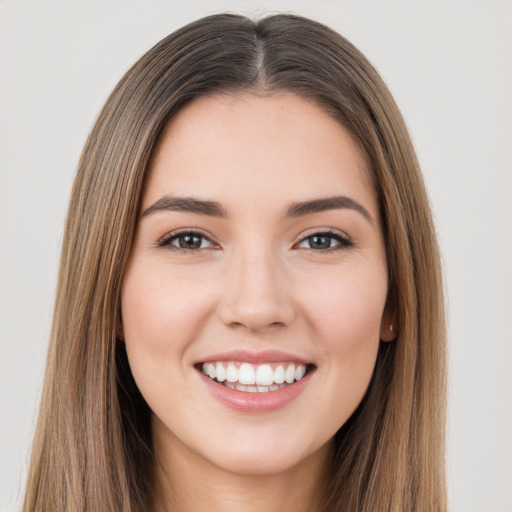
[196,361,316,393]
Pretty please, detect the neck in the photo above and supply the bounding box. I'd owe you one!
[151,428,333,512]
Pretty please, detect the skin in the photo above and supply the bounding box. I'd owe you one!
[121,92,393,512]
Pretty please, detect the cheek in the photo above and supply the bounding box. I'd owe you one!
[299,265,387,405]
[120,262,213,416]
[121,262,214,354]
[304,266,387,344]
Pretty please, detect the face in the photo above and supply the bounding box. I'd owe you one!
[121,93,392,477]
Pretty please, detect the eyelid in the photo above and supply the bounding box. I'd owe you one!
[293,228,353,251]
[156,227,353,252]
[157,229,219,250]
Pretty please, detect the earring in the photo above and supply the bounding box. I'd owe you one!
[390,324,393,332]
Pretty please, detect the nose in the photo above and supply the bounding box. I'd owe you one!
[217,246,296,332]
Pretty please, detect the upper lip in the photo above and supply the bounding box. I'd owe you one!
[197,350,313,366]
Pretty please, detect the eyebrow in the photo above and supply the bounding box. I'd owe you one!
[285,196,373,223]
[142,195,373,223]
[142,196,228,217]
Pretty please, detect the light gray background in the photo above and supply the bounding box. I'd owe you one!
[1,1,510,511]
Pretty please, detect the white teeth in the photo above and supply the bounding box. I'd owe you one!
[201,361,309,390]
[238,363,256,385]
[285,364,296,384]
[226,363,238,383]
[225,382,288,393]
[295,365,306,381]
[215,362,226,382]
[207,363,216,379]
[256,364,274,386]
[274,365,285,384]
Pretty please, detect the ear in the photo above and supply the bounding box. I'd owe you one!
[380,302,397,342]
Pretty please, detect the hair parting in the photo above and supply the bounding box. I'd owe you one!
[23,13,446,512]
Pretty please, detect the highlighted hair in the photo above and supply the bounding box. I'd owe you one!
[24,13,446,511]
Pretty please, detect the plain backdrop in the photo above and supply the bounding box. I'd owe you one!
[0,1,510,511]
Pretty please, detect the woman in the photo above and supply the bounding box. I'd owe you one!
[23,13,446,512]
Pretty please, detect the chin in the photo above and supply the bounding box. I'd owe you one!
[197,429,331,477]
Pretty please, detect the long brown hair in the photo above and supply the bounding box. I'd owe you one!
[23,13,446,511]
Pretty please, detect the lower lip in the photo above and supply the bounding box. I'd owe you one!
[198,371,313,413]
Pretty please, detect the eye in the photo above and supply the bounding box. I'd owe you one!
[158,231,217,251]
[295,230,353,251]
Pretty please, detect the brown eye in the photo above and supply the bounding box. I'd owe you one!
[308,234,333,250]
[177,234,203,249]
[158,231,216,251]
[296,231,353,251]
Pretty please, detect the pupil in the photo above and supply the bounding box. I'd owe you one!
[310,235,330,249]
[180,235,201,249]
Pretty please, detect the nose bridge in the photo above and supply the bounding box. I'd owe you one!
[219,240,294,330]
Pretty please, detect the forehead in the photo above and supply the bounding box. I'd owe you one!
[144,92,376,216]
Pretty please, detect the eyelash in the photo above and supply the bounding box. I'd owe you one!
[157,229,353,253]
[295,229,354,252]
[157,230,216,253]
